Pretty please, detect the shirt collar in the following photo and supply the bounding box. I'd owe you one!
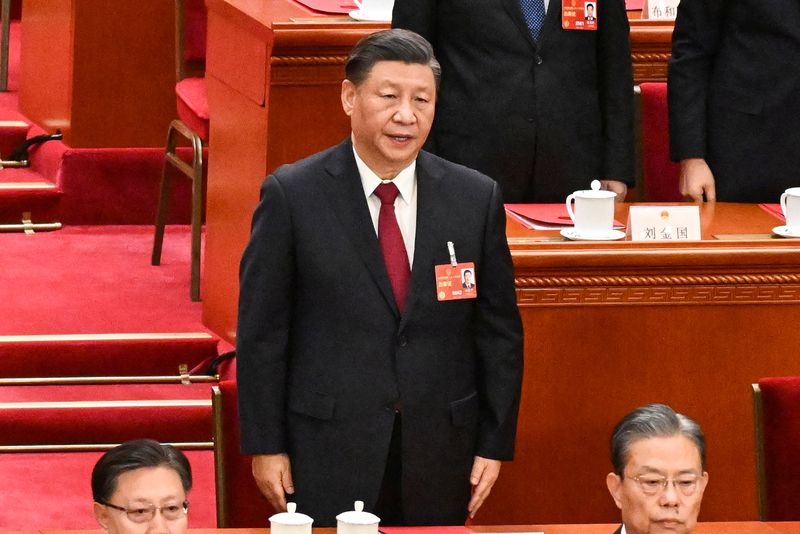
[353,144,416,204]
[621,525,627,534]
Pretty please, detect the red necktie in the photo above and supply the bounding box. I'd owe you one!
[374,182,411,314]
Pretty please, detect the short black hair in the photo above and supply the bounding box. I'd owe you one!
[610,403,706,477]
[91,439,193,503]
[345,29,441,88]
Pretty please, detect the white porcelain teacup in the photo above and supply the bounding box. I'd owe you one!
[270,502,313,534]
[780,187,800,230]
[566,181,616,236]
[353,0,394,18]
[336,501,380,534]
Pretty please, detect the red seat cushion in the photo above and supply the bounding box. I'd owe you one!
[758,376,800,520]
[176,77,209,142]
[640,82,681,201]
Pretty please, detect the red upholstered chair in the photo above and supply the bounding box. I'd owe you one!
[152,0,209,302]
[0,383,217,529]
[752,377,800,520]
[640,82,681,201]
[212,380,275,527]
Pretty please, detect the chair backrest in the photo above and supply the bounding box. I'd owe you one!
[752,377,800,521]
[212,380,275,527]
[175,0,207,81]
[640,82,681,201]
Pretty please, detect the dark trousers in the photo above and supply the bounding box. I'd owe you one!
[374,413,404,525]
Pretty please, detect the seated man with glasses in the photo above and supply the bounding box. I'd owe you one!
[605,403,708,534]
[92,439,191,534]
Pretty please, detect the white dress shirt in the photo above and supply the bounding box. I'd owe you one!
[353,147,417,268]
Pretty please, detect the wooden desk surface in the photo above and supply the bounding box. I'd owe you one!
[32,523,800,534]
[507,202,785,242]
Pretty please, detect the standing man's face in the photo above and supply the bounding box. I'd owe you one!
[606,436,708,534]
[341,60,436,179]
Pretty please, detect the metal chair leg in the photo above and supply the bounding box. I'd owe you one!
[189,128,204,302]
[152,119,205,301]
[152,122,179,266]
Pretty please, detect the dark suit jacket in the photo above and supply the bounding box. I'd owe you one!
[236,139,523,526]
[392,0,634,203]
[669,0,800,202]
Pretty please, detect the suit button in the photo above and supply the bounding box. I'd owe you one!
[534,55,543,65]
[398,336,408,347]
[526,117,535,123]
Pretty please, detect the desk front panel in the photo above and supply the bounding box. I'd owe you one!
[480,204,800,524]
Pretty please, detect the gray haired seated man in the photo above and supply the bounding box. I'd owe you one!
[606,404,709,534]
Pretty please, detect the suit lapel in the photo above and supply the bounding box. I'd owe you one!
[501,0,540,52]
[322,140,400,317]
[400,153,446,328]
[538,0,561,50]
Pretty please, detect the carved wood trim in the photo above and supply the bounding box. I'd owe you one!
[516,273,800,287]
[516,274,800,305]
[271,55,347,66]
[517,284,800,306]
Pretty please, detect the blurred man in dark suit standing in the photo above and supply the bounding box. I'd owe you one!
[669,0,800,202]
[606,404,709,534]
[393,0,634,203]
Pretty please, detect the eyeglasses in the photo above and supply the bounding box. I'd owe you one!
[99,500,189,523]
[631,474,703,496]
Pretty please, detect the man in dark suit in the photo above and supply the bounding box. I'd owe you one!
[669,0,800,202]
[236,29,523,527]
[392,0,634,203]
[606,404,708,534]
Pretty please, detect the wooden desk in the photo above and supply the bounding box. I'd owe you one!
[31,524,800,534]
[485,203,800,525]
[202,2,792,526]
[202,0,381,339]
[478,524,800,533]
[201,1,675,340]
[19,0,177,147]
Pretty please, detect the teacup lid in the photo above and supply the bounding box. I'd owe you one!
[336,501,380,525]
[270,502,314,526]
[574,179,616,198]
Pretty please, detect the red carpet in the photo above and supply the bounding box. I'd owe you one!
[0,450,216,529]
[0,225,207,335]
[0,10,227,530]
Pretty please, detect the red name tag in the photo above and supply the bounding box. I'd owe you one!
[435,262,477,301]
[563,0,598,30]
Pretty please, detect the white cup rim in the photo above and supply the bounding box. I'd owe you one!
[572,189,616,199]
[784,187,800,197]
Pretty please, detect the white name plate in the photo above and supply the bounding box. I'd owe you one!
[629,205,701,241]
[641,0,679,20]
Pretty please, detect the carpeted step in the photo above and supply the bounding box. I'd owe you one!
[0,119,64,224]
[0,166,61,223]
[0,379,216,529]
[0,119,29,156]
[0,332,221,379]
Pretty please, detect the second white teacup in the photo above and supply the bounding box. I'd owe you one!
[353,0,394,18]
[566,187,616,235]
[780,187,800,230]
